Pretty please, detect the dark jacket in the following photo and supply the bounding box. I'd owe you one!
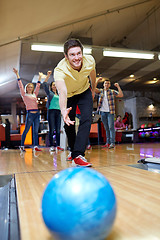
[42,82,55,109]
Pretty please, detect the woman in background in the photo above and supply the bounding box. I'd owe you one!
[42,71,63,151]
[13,68,42,152]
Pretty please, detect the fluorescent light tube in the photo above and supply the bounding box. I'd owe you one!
[31,43,92,54]
[31,44,64,52]
[103,48,154,59]
[83,48,92,54]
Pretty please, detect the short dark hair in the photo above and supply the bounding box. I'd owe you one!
[104,78,110,83]
[64,38,83,56]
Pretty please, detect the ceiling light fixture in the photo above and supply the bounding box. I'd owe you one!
[83,47,92,54]
[130,74,134,78]
[103,48,154,59]
[31,43,92,54]
[31,44,63,53]
[148,103,154,110]
[145,80,159,84]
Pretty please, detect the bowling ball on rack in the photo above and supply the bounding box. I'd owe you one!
[145,132,150,138]
[141,132,145,138]
[41,167,117,240]
[152,131,159,137]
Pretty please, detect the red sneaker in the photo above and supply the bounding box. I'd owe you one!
[73,155,92,167]
[101,143,110,148]
[56,146,64,151]
[34,146,42,152]
[66,152,72,161]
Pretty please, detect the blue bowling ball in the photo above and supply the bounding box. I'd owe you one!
[42,167,117,240]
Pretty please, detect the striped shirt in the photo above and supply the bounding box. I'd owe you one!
[97,89,118,114]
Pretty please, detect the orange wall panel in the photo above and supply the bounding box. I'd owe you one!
[20,124,32,145]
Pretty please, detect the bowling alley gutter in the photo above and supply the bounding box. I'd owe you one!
[0,175,21,240]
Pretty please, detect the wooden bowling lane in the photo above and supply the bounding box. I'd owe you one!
[15,165,160,240]
[0,148,73,175]
[0,142,156,175]
[1,143,160,239]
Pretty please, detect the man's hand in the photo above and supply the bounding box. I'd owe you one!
[114,83,119,88]
[97,77,103,83]
[61,107,75,126]
[114,82,123,97]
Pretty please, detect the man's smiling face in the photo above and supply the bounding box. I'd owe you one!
[65,46,83,71]
[104,80,111,90]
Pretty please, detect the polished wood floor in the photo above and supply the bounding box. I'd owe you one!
[1,143,160,240]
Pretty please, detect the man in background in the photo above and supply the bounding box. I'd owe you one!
[96,79,123,149]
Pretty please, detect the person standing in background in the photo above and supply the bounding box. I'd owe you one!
[96,79,123,149]
[13,68,42,152]
[42,71,63,152]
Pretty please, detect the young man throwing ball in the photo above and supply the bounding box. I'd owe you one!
[54,39,96,167]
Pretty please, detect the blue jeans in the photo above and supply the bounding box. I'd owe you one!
[47,109,61,147]
[21,111,40,146]
[101,112,115,145]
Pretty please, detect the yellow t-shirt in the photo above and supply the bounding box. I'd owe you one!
[54,55,95,97]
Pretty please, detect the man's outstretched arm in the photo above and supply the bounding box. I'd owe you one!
[55,80,75,126]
